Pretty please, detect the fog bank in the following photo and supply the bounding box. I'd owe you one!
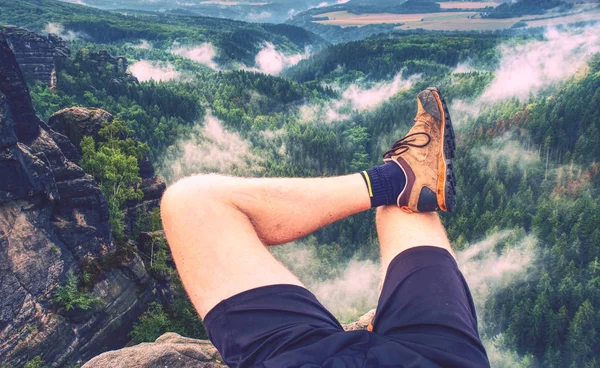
[158,113,264,183]
[171,43,219,71]
[129,61,180,82]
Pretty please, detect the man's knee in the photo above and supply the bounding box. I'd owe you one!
[161,174,230,227]
[163,173,226,203]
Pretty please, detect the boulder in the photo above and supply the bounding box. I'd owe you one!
[83,333,225,368]
[48,107,114,151]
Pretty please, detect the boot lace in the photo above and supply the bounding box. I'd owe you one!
[383,132,431,159]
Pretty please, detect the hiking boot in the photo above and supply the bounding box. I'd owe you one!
[383,87,456,213]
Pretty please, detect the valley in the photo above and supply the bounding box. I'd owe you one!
[0,0,599,367]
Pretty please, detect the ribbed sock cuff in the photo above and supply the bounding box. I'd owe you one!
[361,162,406,208]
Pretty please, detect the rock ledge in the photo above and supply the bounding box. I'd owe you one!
[83,310,376,367]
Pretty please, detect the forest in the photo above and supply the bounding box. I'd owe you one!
[483,0,571,19]
[0,0,599,366]
[0,0,327,67]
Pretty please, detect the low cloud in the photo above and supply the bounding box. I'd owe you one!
[171,43,219,71]
[247,11,273,22]
[311,260,380,323]
[129,61,181,82]
[132,40,152,50]
[451,26,600,119]
[457,231,538,366]
[481,27,600,103]
[158,113,264,183]
[341,73,418,111]
[477,134,541,172]
[44,23,87,41]
[312,0,350,8]
[300,73,419,123]
[273,229,537,327]
[272,242,381,323]
[250,42,310,75]
[458,231,537,299]
[452,62,478,74]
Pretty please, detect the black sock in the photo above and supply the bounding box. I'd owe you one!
[360,161,407,208]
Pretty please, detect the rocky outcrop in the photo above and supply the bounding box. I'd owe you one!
[341,309,376,331]
[48,107,167,237]
[97,50,129,74]
[82,310,376,368]
[48,107,113,155]
[0,25,69,89]
[83,49,138,84]
[0,35,153,367]
[83,333,226,368]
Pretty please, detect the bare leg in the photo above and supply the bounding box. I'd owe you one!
[161,173,371,317]
[376,205,454,273]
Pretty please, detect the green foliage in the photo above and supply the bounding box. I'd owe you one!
[23,357,46,368]
[134,207,163,238]
[54,273,101,311]
[130,275,207,343]
[80,118,145,239]
[129,302,172,343]
[149,235,170,280]
[168,274,209,339]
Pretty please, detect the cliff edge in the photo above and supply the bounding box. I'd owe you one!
[0,35,153,367]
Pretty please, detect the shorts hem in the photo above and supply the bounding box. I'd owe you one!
[203,284,313,327]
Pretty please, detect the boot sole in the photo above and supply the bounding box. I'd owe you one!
[427,87,456,213]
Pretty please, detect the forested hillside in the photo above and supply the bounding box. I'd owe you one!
[0,0,327,67]
[0,0,599,366]
[483,0,570,19]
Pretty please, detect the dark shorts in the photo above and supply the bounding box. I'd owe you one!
[204,246,490,368]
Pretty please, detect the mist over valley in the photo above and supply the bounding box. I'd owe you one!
[1,0,599,366]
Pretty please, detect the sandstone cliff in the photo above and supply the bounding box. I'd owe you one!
[0,35,153,367]
[0,25,69,89]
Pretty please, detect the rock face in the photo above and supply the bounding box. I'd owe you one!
[0,35,153,367]
[0,25,69,89]
[48,107,167,236]
[82,310,376,368]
